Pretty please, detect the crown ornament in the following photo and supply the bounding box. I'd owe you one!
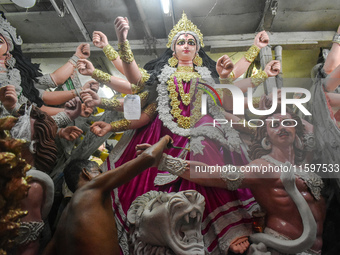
[167,12,204,49]
[0,13,23,51]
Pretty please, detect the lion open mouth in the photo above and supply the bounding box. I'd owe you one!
[169,191,205,253]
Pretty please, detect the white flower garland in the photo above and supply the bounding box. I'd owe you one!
[156,64,242,152]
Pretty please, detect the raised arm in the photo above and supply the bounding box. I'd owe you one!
[77,59,133,94]
[324,64,340,92]
[92,31,124,75]
[323,25,340,74]
[222,60,280,111]
[114,17,143,85]
[232,31,269,78]
[50,43,90,85]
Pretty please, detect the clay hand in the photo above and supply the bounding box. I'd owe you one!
[259,89,281,110]
[64,97,82,120]
[75,43,90,59]
[82,80,100,93]
[93,31,109,49]
[254,31,269,49]
[0,85,17,111]
[264,60,280,77]
[59,126,83,141]
[80,89,100,108]
[216,55,234,79]
[90,121,112,137]
[114,16,129,43]
[77,59,95,76]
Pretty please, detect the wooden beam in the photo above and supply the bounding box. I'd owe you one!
[21,31,335,56]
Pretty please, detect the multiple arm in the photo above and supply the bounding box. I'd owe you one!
[232,31,269,78]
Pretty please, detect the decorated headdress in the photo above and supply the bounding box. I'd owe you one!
[167,12,204,52]
[0,12,23,51]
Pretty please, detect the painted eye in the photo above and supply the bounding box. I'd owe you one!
[188,40,196,46]
[177,40,185,45]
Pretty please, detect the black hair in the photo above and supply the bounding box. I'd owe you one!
[63,159,99,193]
[1,11,44,107]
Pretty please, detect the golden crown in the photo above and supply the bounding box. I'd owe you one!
[167,12,204,48]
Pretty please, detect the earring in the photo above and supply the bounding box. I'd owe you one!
[193,54,202,67]
[168,55,178,67]
[294,135,304,150]
[5,53,15,69]
[261,137,272,150]
[29,140,37,154]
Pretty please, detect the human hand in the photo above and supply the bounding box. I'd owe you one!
[142,135,173,167]
[135,143,152,157]
[264,60,280,77]
[90,121,112,137]
[114,16,129,43]
[59,126,83,141]
[82,80,100,93]
[0,85,17,111]
[80,89,101,108]
[254,31,269,49]
[77,59,95,76]
[64,97,82,120]
[75,43,90,59]
[216,55,234,78]
[93,31,109,49]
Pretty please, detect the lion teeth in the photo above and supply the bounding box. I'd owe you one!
[190,211,197,218]
[184,214,189,223]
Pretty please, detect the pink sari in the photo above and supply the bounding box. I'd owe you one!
[107,80,257,254]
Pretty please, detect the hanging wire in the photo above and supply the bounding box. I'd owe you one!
[198,0,218,29]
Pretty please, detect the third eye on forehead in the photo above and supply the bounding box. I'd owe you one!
[176,38,196,46]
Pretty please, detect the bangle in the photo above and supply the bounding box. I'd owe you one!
[118,40,134,64]
[244,45,260,63]
[100,97,121,111]
[251,70,268,87]
[103,44,119,61]
[138,67,150,85]
[220,165,244,190]
[252,97,261,108]
[158,154,188,176]
[142,102,157,119]
[131,83,145,94]
[51,111,72,128]
[219,77,234,84]
[110,119,131,132]
[68,54,79,67]
[332,33,340,45]
[91,69,111,84]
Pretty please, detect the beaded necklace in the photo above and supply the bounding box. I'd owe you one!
[166,66,203,129]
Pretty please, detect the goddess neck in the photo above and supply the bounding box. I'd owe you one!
[177,59,193,67]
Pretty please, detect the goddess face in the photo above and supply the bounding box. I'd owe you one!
[265,113,296,147]
[0,35,9,61]
[174,33,197,62]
